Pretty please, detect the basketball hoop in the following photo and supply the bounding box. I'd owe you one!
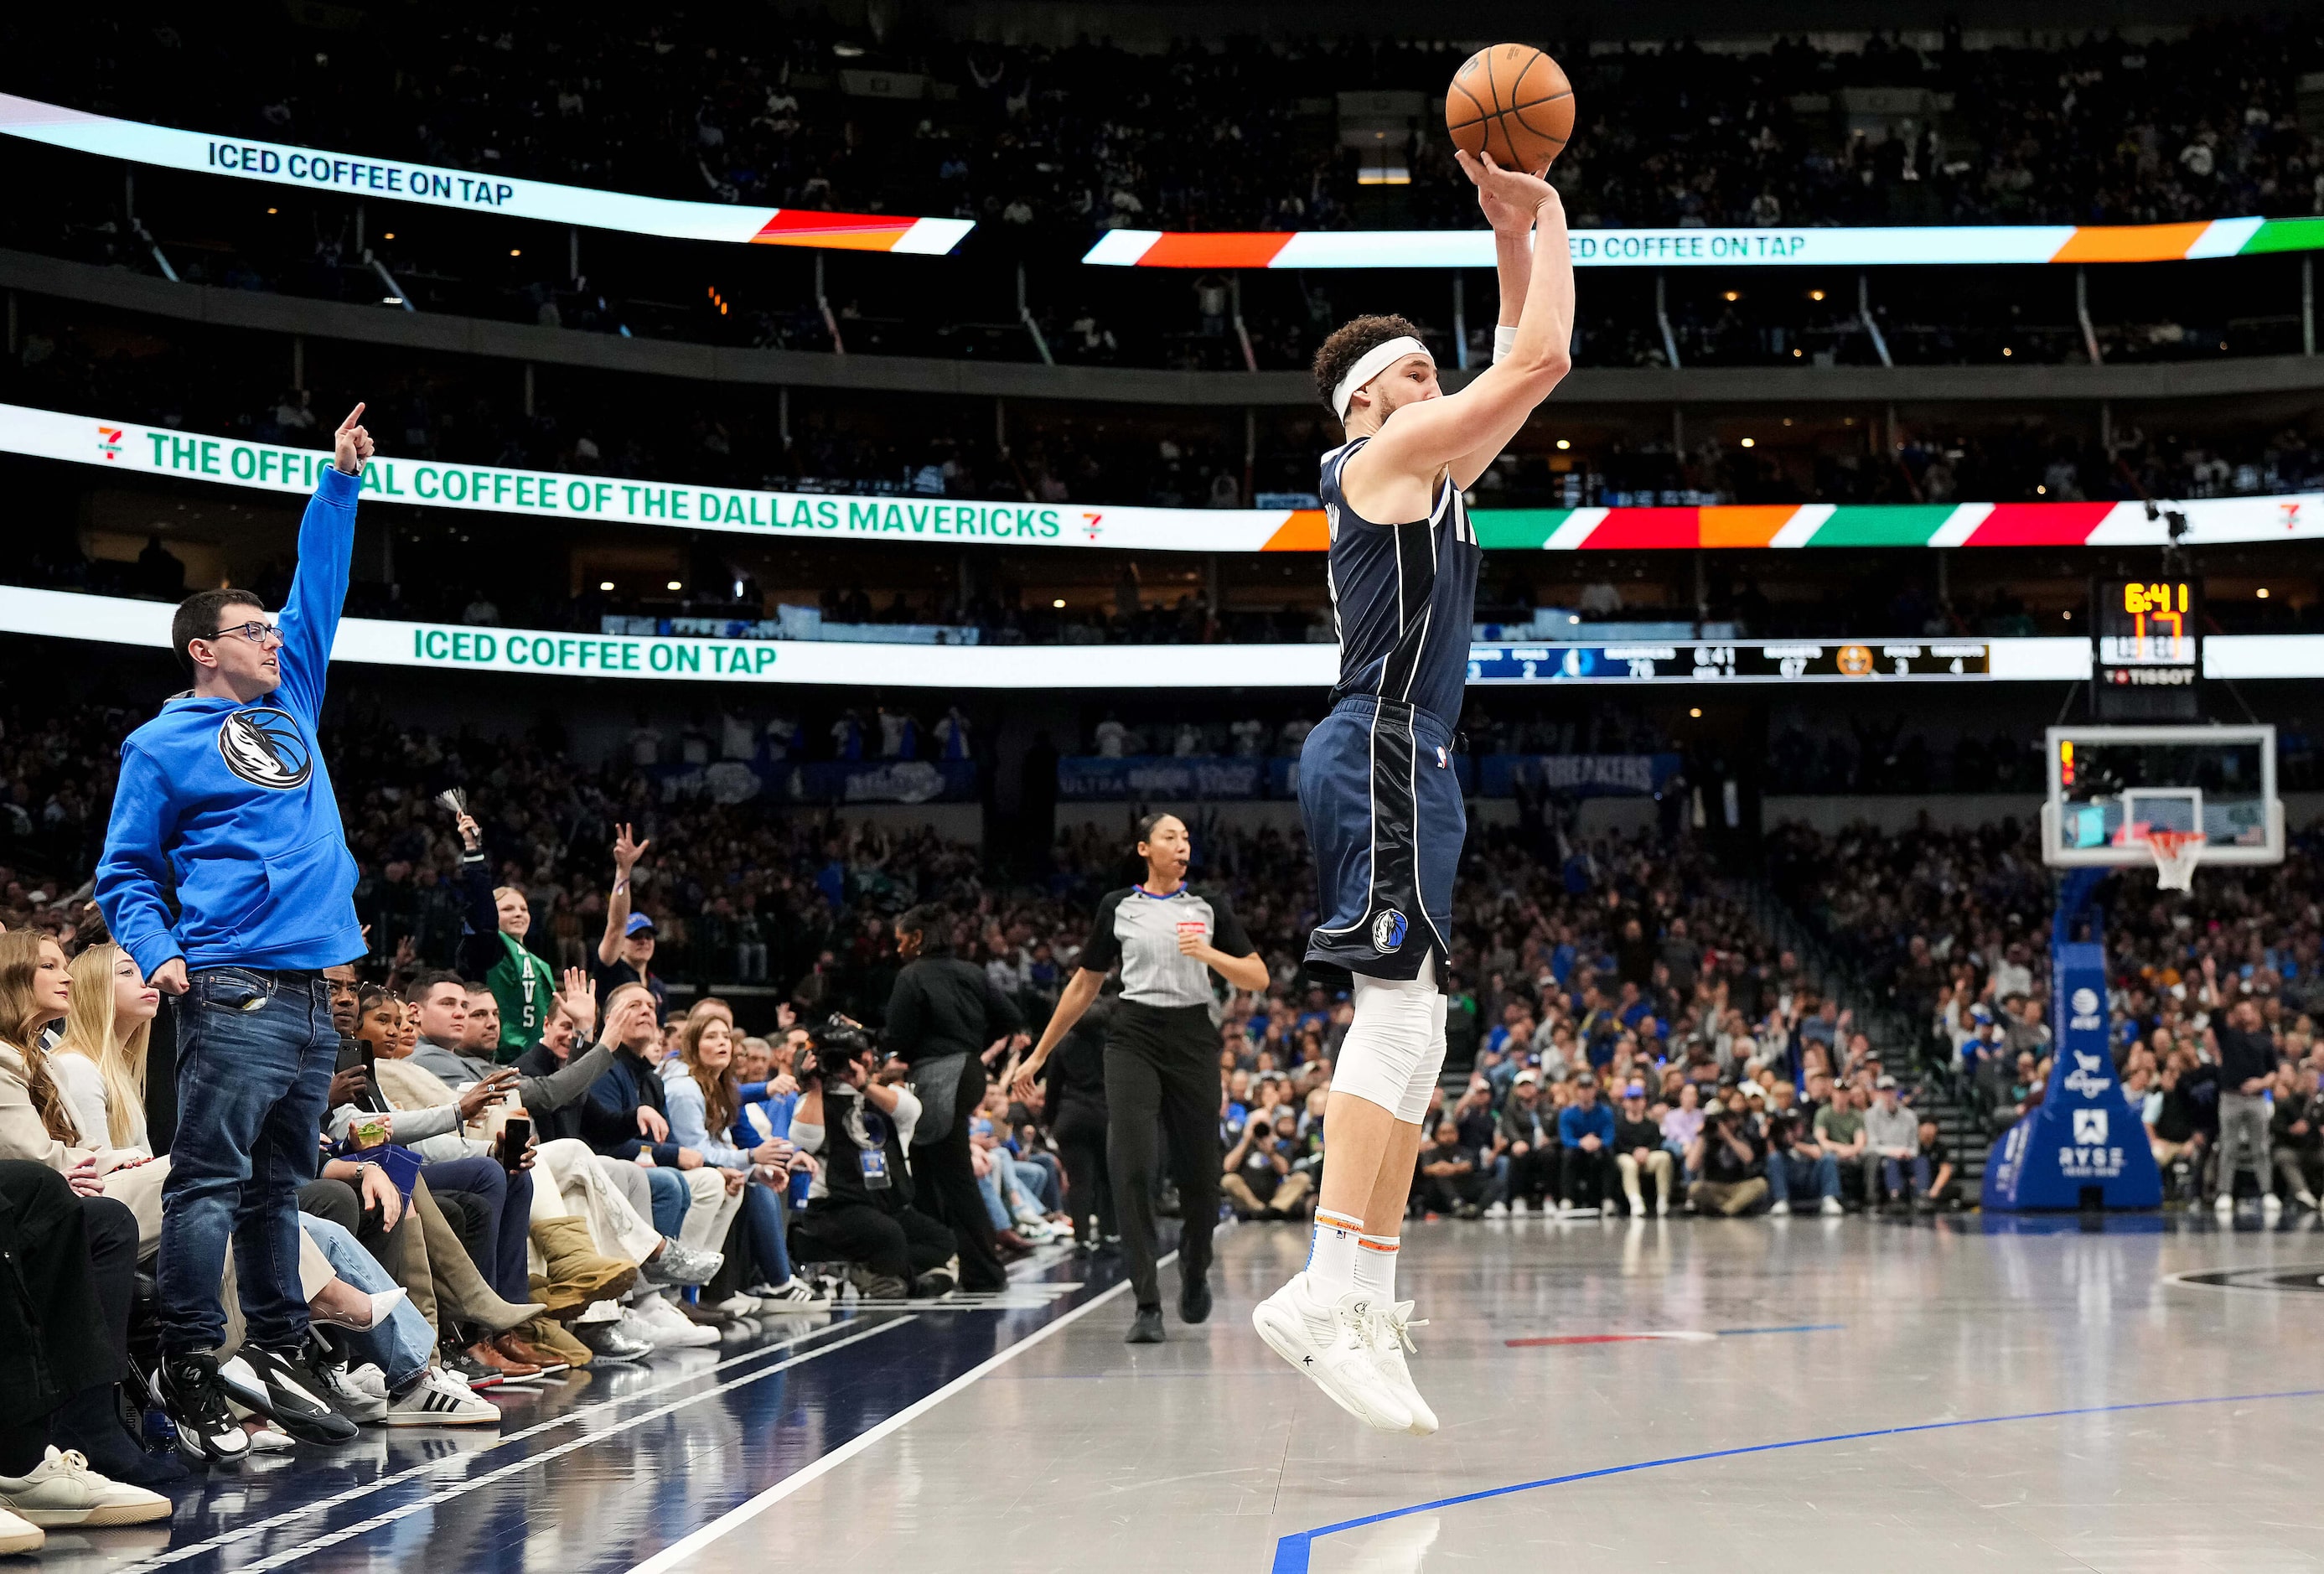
[2145,829,2206,892]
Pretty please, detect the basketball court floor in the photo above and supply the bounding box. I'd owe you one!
[31,1214,2324,1574]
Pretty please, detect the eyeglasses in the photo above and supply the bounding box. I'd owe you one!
[210,620,283,647]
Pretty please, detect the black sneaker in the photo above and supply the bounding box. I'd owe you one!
[443,1350,505,1390]
[216,1346,359,1445]
[1125,1307,1165,1344]
[1178,1274,1213,1325]
[154,1353,251,1466]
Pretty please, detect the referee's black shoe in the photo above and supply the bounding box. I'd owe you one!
[1126,1307,1165,1344]
[1178,1273,1213,1325]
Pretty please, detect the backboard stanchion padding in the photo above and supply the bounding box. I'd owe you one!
[1981,939,2162,1211]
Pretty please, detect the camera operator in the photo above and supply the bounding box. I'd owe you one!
[789,1018,956,1298]
[1686,1106,1769,1216]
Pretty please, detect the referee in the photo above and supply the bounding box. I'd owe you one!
[1016,813,1266,1344]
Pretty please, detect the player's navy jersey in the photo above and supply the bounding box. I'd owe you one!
[1319,438,1481,730]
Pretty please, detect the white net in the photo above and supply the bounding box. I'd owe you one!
[2147,830,2205,892]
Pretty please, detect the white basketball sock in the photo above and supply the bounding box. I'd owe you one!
[1354,1234,1400,1302]
[1307,1208,1365,1295]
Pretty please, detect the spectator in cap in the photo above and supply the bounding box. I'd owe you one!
[1491,1069,1555,1214]
[1555,1071,1617,1217]
[593,826,665,1016]
[1861,1076,1918,1209]
[1612,1083,1671,1217]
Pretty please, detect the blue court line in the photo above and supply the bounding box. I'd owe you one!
[1269,1386,2324,1573]
[1713,1323,1846,1336]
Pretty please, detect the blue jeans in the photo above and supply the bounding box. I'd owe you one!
[644,1166,689,1239]
[299,1214,431,1390]
[420,1156,535,1304]
[160,967,337,1354]
[738,1182,792,1286]
[1765,1151,1840,1205]
[977,1158,1014,1230]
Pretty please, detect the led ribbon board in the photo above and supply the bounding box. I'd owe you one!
[1084,216,2324,269]
[13,404,2324,552]
[0,92,972,255]
[4,586,2319,686]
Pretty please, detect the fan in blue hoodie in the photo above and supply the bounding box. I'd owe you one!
[93,404,375,1468]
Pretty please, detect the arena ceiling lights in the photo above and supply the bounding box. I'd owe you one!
[0,92,973,255]
[16,402,2324,553]
[1084,216,2324,269]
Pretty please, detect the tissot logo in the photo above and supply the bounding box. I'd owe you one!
[217,707,312,790]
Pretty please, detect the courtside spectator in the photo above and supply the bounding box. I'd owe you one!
[92,406,374,1464]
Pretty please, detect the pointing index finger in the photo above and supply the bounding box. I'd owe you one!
[339,402,366,432]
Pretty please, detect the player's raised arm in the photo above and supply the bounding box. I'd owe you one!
[1354,152,1573,489]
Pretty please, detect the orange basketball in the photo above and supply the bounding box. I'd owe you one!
[1446,44,1575,173]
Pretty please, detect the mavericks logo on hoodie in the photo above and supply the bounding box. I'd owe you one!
[218,707,313,790]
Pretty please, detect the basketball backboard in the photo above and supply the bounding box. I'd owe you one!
[2042,723,2281,867]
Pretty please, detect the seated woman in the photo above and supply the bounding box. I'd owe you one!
[666,1012,820,1309]
[0,933,393,1452]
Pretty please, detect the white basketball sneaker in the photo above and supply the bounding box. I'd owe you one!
[1367,1299,1437,1436]
[1252,1272,1413,1433]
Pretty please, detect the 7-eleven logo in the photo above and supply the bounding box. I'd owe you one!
[2280,501,2302,531]
[96,425,123,461]
[1080,511,1104,541]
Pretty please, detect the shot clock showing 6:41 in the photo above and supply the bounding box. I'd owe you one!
[2093,576,2201,719]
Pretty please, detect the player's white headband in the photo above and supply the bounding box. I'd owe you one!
[1332,336,1433,422]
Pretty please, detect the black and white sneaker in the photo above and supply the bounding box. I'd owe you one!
[748,1276,835,1309]
[154,1354,251,1466]
[216,1347,359,1445]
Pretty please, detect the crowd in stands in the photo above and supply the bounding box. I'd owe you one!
[11,12,2324,378]
[14,11,2321,238]
[1768,815,2324,1203]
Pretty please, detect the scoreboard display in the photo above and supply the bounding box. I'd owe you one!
[2093,577,2200,718]
[1466,640,1995,685]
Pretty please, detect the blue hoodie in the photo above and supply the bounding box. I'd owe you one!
[96,466,365,977]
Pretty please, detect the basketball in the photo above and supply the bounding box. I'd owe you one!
[1446,44,1575,173]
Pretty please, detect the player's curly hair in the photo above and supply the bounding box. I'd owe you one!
[1312,313,1426,414]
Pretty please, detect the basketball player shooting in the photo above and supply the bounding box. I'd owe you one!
[1251,147,1573,1436]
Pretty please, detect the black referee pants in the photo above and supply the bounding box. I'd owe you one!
[1105,1002,1219,1311]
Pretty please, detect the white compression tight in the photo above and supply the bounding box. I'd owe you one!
[1330,953,1447,1125]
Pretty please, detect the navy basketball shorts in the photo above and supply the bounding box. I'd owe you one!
[1299,694,1462,983]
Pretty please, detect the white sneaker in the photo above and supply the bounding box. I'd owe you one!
[614,1307,664,1350]
[385,1367,501,1427]
[1819,1198,1845,1217]
[0,1506,40,1555]
[1483,1201,1509,1219]
[1553,1201,1573,1218]
[245,1422,297,1453]
[1367,1301,1438,1437]
[2298,1191,2319,1211]
[1251,1272,1413,1434]
[634,1294,721,1348]
[2264,1193,2284,1217]
[2215,1193,2235,1216]
[714,1292,762,1318]
[1767,1199,1791,1216]
[1654,1197,1671,1218]
[344,1363,391,1402]
[0,1447,171,1526]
